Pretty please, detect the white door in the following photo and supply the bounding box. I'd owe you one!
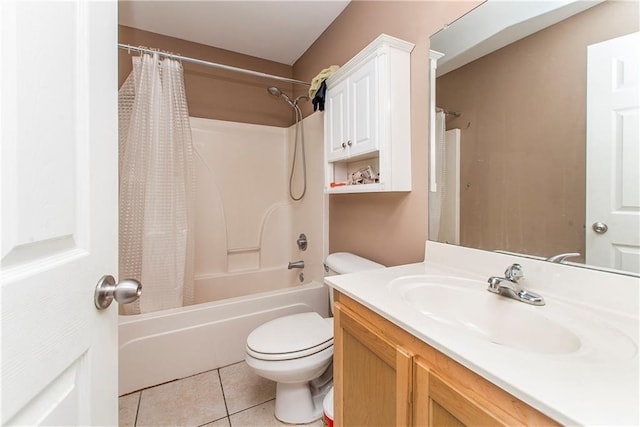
[586,32,640,274]
[1,1,119,425]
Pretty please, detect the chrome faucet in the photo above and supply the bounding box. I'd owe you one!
[487,264,545,306]
[545,252,580,263]
[288,260,305,270]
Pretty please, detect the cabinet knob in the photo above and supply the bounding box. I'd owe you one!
[341,142,347,149]
[347,140,352,147]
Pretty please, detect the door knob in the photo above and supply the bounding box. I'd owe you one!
[592,222,608,234]
[94,275,142,310]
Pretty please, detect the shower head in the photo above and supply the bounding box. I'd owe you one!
[267,86,282,96]
[267,86,293,105]
[267,86,291,104]
[267,87,283,97]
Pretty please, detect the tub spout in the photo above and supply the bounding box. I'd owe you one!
[288,260,304,269]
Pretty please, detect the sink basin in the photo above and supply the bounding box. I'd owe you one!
[388,275,637,359]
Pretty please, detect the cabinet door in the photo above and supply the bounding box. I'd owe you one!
[325,77,350,162]
[348,57,378,158]
[334,304,412,426]
[414,359,506,427]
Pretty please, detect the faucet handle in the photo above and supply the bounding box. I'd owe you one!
[487,276,502,292]
[504,263,523,282]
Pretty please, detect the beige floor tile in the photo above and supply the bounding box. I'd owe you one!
[202,417,231,426]
[136,370,227,427]
[229,400,280,427]
[118,392,140,427]
[229,400,323,427]
[219,362,276,414]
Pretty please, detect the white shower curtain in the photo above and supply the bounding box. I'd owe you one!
[118,53,195,314]
[429,111,447,242]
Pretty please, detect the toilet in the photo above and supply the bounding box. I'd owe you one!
[245,252,385,424]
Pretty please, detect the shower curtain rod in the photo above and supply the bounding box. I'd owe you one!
[436,107,461,117]
[118,43,311,87]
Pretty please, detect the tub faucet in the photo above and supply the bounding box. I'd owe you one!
[545,252,580,263]
[487,264,545,306]
[288,260,304,270]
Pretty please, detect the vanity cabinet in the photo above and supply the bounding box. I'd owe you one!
[334,294,412,425]
[324,34,414,193]
[333,292,559,427]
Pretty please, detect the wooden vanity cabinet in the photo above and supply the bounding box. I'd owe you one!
[334,296,412,426]
[333,292,559,427]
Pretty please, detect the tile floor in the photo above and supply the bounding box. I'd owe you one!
[118,361,324,427]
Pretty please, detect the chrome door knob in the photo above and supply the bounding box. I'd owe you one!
[94,275,142,310]
[592,222,608,234]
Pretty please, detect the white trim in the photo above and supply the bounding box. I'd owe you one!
[428,50,444,192]
[431,0,603,76]
[327,33,415,86]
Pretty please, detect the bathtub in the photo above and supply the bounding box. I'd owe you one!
[193,265,313,303]
[118,281,329,396]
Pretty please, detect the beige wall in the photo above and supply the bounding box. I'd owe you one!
[119,25,296,127]
[293,1,480,266]
[436,0,639,260]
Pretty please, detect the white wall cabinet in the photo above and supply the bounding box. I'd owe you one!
[324,34,414,193]
[326,57,378,162]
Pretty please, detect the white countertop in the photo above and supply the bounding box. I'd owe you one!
[325,244,639,426]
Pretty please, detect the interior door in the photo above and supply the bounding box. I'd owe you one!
[585,32,640,274]
[1,1,119,424]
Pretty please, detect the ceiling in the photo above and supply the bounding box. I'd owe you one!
[118,1,351,65]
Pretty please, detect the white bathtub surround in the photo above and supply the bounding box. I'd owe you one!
[191,113,325,288]
[324,241,639,426]
[119,283,329,396]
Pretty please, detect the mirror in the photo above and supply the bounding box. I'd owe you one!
[428,0,639,276]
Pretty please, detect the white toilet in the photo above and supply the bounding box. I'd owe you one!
[245,252,385,424]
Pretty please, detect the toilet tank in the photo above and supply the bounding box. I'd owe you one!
[325,252,385,313]
[325,252,385,276]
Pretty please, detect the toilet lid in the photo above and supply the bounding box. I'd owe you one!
[247,312,333,361]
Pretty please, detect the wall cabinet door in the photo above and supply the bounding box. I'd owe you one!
[348,57,379,158]
[334,303,412,426]
[325,57,378,163]
[325,78,350,162]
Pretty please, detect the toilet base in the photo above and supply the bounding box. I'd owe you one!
[274,379,332,424]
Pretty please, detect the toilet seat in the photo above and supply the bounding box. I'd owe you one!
[247,312,333,361]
